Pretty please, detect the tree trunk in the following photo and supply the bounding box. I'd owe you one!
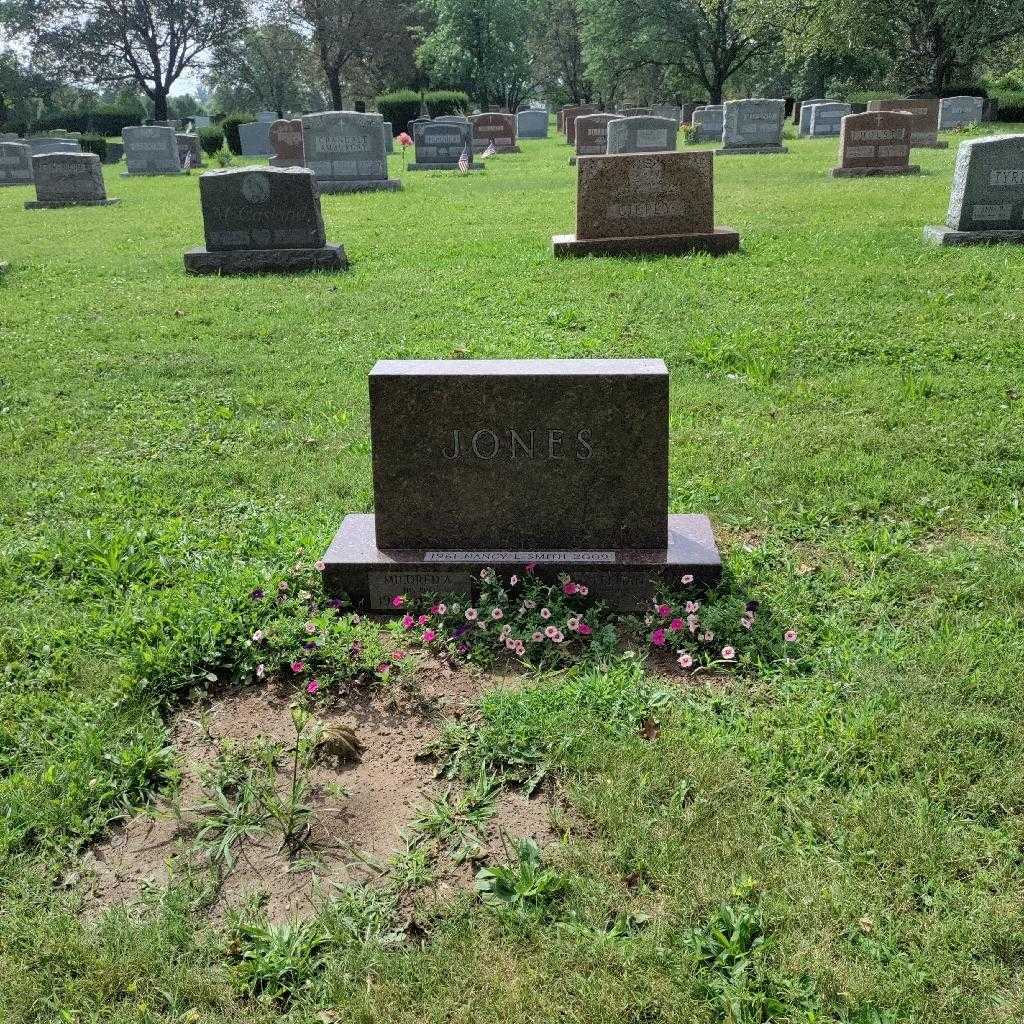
[326,69,344,110]
[153,90,169,121]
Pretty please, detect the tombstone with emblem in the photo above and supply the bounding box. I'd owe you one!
[469,113,520,154]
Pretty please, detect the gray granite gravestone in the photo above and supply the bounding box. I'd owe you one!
[409,120,483,170]
[105,142,124,163]
[808,102,851,137]
[29,138,81,156]
[798,99,826,136]
[939,96,984,131]
[868,99,946,148]
[320,359,721,611]
[690,105,723,143]
[619,107,653,117]
[238,120,273,156]
[553,150,739,257]
[719,99,787,155]
[25,152,119,209]
[258,110,277,122]
[382,121,394,154]
[607,116,678,154]
[191,115,211,129]
[184,166,347,274]
[0,142,33,186]
[122,126,182,175]
[517,108,549,139]
[301,111,401,192]
[435,115,469,124]
[571,113,620,164]
[924,135,1024,245]
[651,104,681,123]
[831,110,919,177]
[0,132,20,142]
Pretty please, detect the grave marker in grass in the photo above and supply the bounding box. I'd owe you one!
[25,152,119,209]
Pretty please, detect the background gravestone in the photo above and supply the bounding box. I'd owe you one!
[238,120,273,156]
[0,142,33,186]
[571,113,619,164]
[939,96,984,131]
[563,104,598,146]
[320,358,722,611]
[184,166,347,273]
[122,126,182,175]
[25,152,118,209]
[29,138,81,156]
[690,105,723,143]
[191,115,211,129]
[651,104,681,123]
[607,116,678,155]
[175,133,203,168]
[619,106,652,117]
[0,132,20,142]
[924,134,1024,245]
[382,121,394,154]
[469,113,519,153]
[798,99,827,136]
[270,119,304,167]
[831,110,919,177]
[302,111,401,192]
[868,99,947,148]
[517,108,549,139]
[553,150,740,257]
[719,99,787,155]
[409,121,482,171]
[808,102,852,137]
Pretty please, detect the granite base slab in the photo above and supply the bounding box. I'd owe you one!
[914,141,949,149]
[25,198,120,209]
[831,165,920,177]
[316,179,402,193]
[321,513,722,612]
[0,181,32,188]
[184,244,348,275]
[923,225,1024,246]
[407,162,485,171]
[715,145,789,156]
[120,170,185,177]
[552,228,740,258]
[270,158,303,168]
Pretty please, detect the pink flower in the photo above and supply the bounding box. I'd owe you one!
[531,631,543,642]
[505,637,516,650]
[563,582,577,595]
[397,131,413,146]
[422,629,437,643]
[721,646,735,660]
[669,618,684,632]
[465,608,479,621]
[551,629,564,643]
[392,649,406,661]
[256,663,265,679]
[785,629,798,643]
[377,661,392,674]
[252,630,265,643]
[677,653,693,669]
[577,622,592,636]
[656,604,671,617]
[304,621,317,634]
[510,575,519,586]
[685,601,699,614]
[315,560,326,572]
[524,562,536,573]
[391,595,404,608]
[544,624,559,639]
[578,585,589,596]
[703,631,714,642]
[540,607,552,620]
[681,574,694,585]
[650,628,666,648]
[431,603,447,615]
[401,614,414,629]
[491,607,503,620]
[307,679,319,694]
[514,641,525,656]
[417,614,429,626]
[290,660,305,673]
[567,615,580,630]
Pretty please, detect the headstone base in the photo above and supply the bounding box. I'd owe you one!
[914,141,949,149]
[269,157,303,168]
[25,198,119,209]
[473,146,521,155]
[830,165,921,178]
[552,228,740,258]
[408,162,485,171]
[184,243,348,275]
[715,145,789,156]
[923,225,1024,247]
[120,170,185,177]
[316,179,402,193]
[0,181,32,188]
[321,513,722,612]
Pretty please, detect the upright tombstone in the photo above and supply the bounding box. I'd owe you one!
[184,166,347,274]
[517,108,549,139]
[607,116,678,155]
[652,104,681,123]
[270,118,304,167]
[557,106,570,134]
[320,358,722,611]
[258,110,277,122]
[564,104,598,146]
[0,142,33,186]
[719,99,787,155]
[238,120,273,156]
[122,126,182,175]
[798,100,827,136]
[29,138,81,156]
[690,105,723,143]
[571,113,619,164]
[867,99,947,148]
[0,132,20,142]
[830,110,919,178]
[808,102,852,137]
[924,135,1024,246]
[469,113,519,153]
[409,120,483,171]
[301,111,401,192]
[191,115,211,129]
[552,150,740,257]
[619,106,653,117]
[176,133,203,169]
[25,152,118,209]
[435,115,469,124]
[939,96,984,131]
[382,121,394,154]
[680,101,700,125]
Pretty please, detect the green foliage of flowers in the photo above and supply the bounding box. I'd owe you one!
[475,837,567,918]
[198,125,225,157]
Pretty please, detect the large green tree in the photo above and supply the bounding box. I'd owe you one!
[528,0,593,105]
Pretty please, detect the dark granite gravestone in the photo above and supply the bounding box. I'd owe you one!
[320,359,721,611]
[570,113,619,164]
[830,111,920,178]
[939,96,984,131]
[797,99,826,136]
[552,150,739,257]
[924,135,1024,246]
[564,104,598,146]
[517,109,549,139]
[469,113,519,153]
[690,105,723,142]
[719,99,787,155]
[176,133,203,169]
[25,152,119,209]
[270,118,304,167]
[607,116,678,154]
[808,102,851,137]
[0,142,33,186]
[302,111,401,192]
[238,120,273,156]
[122,126,182,175]
[183,166,347,274]
[409,120,483,170]
[868,99,947,148]
[29,138,82,156]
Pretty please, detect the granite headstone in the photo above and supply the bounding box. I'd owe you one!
[238,120,273,156]
[25,151,118,209]
[798,99,826,136]
[939,96,984,131]
[409,120,482,171]
[0,142,33,186]
[651,104,681,123]
[270,118,304,167]
[517,108,549,139]
[382,121,394,154]
[176,133,203,169]
[571,113,619,164]
[469,113,519,153]
[808,102,852,137]
[690,105,723,143]
[122,126,182,175]
[868,99,947,148]
[830,110,919,178]
[607,116,678,155]
[29,138,81,156]
[564,104,598,146]
[302,111,401,192]
[719,99,787,155]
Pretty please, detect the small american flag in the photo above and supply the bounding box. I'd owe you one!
[457,145,470,174]
[482,141,497,159]
[182,150,193,172]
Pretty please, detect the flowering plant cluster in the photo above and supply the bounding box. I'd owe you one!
[393,565,618,668]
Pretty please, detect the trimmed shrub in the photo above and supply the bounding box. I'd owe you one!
[36,107,142,137]
[78,134,108,161]
[221,114,253,156]
[198,125,225,157]
[426,90,470,118]
[996,103,1024,123]
[375,89,471,133]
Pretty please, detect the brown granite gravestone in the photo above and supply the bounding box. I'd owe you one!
[564,104,598,146]
[175,133,203,169]
[867,99,947,149]
[25,152,119,208]
[270,119,304,167]
[570,113,620,164]
[320,359,722,611]
[831,111,920,178]
[552,150,739,257]
[469,113,519,153]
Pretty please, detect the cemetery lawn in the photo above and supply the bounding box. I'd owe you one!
[2,129,1024,1024]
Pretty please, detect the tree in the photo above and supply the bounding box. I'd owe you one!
[4,0,246,121]
[528,0,594,104]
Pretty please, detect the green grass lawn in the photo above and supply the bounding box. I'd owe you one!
[2,125,1024,1023]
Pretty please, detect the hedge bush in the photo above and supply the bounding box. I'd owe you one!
[221,114,253,156]
[35,107,142,137]
[198,125,225,157]
[374,90,470,132]
[77,134,108,161]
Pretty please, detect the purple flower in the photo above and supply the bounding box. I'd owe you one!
[250,587,265,601]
